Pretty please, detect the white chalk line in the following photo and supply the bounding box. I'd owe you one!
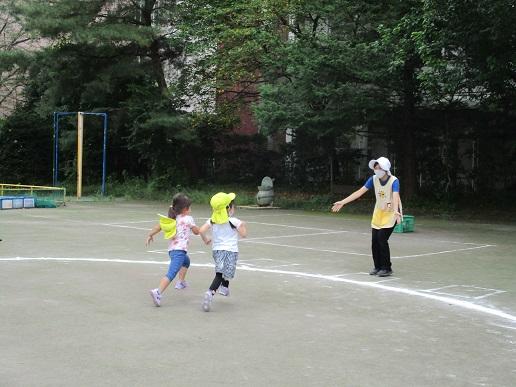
[242,240,371,256]
[104,220,155,225]
[145,249,207,255]
[393,244,495,259]
[102,220,493,252]
[240,239,495,259]
[2,256,515,324]
[101,224,149,231]
[421,285,506,300]
[244,230,350,241]
[245,221,345,233]
[9,216,493,249]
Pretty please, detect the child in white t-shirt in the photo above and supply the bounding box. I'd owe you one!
[146,193,208,307]
[199,192,247,312]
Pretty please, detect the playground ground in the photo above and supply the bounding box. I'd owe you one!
[1,200,515,386]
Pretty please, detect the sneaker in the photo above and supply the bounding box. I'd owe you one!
[174,281,188,290]
[149,288,161,307]
[218,286,230,297]
[377,269,393,277]
[369,268,380,275]
[202,290,213,312]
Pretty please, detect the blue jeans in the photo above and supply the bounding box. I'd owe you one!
[166,250,190,281]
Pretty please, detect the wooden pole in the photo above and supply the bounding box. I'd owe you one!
[77,112,84,199]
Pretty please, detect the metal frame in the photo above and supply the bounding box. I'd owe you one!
[53,112,108,196]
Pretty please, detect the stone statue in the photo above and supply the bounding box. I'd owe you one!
[256,176,274,206]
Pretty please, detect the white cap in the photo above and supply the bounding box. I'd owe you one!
[368,157,392,175]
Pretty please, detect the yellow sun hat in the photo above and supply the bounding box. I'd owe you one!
[158,214,177,239]
[210,192,236,224]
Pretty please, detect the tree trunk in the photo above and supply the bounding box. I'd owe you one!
[400,56,419,198]
[141,0,168,94]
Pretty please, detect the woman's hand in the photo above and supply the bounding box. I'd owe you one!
[145,234,154,246]
[394,211,402,224]
[331,201,344,212]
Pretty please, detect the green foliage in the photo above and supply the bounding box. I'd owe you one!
[0,108,52,184]
[0,0,514,206]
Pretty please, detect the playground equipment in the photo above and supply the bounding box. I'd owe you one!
[53,111,108,198]
[0,183,66,209]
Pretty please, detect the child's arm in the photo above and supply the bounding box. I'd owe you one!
[198,223,212,245]
[237,222,247,238]
[192,224,211,245]
[146,224,161,246]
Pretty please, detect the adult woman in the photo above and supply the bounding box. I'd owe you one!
[331,157,401,276]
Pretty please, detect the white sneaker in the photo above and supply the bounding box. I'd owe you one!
[202,290,213,312]
[175,281,188,290]
[150,288,161,307]
[218,286,230,297]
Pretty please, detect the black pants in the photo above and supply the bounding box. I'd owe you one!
[209,272,229,292]
[371,226,395,270]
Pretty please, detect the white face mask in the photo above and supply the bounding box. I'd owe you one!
[374,169,386,178]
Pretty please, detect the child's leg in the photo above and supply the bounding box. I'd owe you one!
[177,266,188,282]
[177,253,190,282]
[158,277,171,293]
[209,272,224,293]
[159,250,186,293]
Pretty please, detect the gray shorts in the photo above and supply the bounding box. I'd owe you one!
[213,250,239,279]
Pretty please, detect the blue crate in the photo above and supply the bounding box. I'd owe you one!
[12,197,23,209]
[0,197,13,210]
[23,197,35,208]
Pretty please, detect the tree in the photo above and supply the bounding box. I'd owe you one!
[0,1,35,117]
[2,0,206,185]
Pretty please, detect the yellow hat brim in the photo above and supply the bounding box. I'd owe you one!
[158,214,177,239]
[211,208,229,224]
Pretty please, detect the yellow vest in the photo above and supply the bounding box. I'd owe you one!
[371,175,398,229]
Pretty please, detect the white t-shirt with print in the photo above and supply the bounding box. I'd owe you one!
[205,217,242,252]
[168,214,196,251]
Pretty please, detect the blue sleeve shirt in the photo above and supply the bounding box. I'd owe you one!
[363,176,400,192]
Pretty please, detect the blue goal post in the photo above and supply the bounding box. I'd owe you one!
[53,112,108,196]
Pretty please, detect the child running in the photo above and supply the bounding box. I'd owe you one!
[199,192,247,312]
[146,193,208,307]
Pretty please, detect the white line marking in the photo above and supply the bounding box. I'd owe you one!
[421,285,506,300]
[146,250,207,255]
[424,285,461,292]
[266,263,302,268]
[2,256,515,323]
[242,242,494,259]
[474,290,506,300]
[244,230,350,241]
[101,224,150,231]
[244,220,492,247]
[242,240,371,256]
[393,245,495,259]
[245,221,340,232]
[490,323,516,331]
[104,220,154,225]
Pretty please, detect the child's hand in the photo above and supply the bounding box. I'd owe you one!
[145,234,154,246]
[204,238,212,245]
[394,212,402,224]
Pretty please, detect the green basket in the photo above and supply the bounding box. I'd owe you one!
[394,215,415,233]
